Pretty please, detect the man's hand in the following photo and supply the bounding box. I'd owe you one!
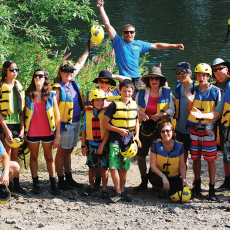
[175,44,184,50]
[97,0,104,8]
[190,107,203,119]
[82,148,87,156]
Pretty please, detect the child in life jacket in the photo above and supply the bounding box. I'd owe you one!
[185,63,222,201]
[81,89,110,199]
[0,60,26,195]
[103,79,141,203]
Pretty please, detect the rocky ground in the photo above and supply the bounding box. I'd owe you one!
[1,147,230,230]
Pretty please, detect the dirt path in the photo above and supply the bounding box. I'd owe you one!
[0,148,230,230]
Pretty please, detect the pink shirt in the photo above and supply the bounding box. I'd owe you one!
[27,99,53,137]
[145,95,160,117]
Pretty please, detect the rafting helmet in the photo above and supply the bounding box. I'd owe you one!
[194,63,212,77]
[5,137,23,148]
[90,25,104,46]
[120,140,138,159]
[88,89,106,102]
[0,184,11,204]
[170,186,191,203]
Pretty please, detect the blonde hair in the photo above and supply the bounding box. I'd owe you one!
[54,60,75,82]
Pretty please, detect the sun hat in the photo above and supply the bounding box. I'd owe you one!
[92,70,116,86]
[211,58,230,70]
[142,66,166,85]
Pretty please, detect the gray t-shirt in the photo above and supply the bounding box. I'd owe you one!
[176,84,190,134]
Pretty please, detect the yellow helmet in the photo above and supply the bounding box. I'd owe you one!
[170,186,191,203]
[120,140,139,159]
[5,137,23,148]
[0,184,11,204]
[194,63,212,77]
[90,25,104,46]
[88,89,106,102]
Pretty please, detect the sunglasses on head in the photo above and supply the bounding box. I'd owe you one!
[122,31,135,34]
[61,69,74,73]
[98,79,111,84]
[7,68,19,72]
[161,129,172,134]
[33,74,45,79]
[149,77,160,81]
[176,71,187,75]
[213,66,226,73]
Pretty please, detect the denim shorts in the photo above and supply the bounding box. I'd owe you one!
[60,121,81,149]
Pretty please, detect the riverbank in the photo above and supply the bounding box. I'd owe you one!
[0,149,230,230]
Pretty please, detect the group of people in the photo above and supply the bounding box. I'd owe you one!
[0,0,229,204]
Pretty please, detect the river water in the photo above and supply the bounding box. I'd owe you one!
[53,0,230,88]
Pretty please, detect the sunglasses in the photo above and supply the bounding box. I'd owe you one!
[33,74,45,79]
[61,69,74,73]
[176,71,187,75]
[149,77,160,81]
[123,31,135,34]
[160,129,172,134]
[213,66,226,72]
[7,68,19,72]
[99,79,111,84]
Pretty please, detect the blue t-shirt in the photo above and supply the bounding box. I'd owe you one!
[112,34,151,78]
[0,141,6,157]
[58,81,81,122]
[83,109,102,147]
[104,100,139,145]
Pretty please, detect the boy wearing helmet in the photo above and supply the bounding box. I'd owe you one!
[81,89,110,199]
[103,79,141,203]
[185,63,222,201]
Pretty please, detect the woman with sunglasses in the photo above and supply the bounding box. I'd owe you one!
[0,60,27,195]
[24,69,61,195]
[53,44,94,190]
[149,122,188,198]
[134,66,175,192]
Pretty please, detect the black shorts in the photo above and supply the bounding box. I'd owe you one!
[25,135,55,143]
[0,124,21,136]
[176,130,191,152]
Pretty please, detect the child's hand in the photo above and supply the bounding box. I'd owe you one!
[184,88,195,103]
[119,128,129,136]
[97,145,103,155]
[190,107,203,119]
[0,172,9,187]
[133,136,141,148]
[82,148,87,156]
[18,126,24,139]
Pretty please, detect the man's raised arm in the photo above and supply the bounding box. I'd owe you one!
[151,43,184,50]
[97,0,116,40]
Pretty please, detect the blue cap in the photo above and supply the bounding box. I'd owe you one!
[174,62,191,71]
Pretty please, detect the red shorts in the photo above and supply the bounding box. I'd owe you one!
[190,126,217,162]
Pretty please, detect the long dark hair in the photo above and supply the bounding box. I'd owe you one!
[25,69,51,101]
[0,60,17,98]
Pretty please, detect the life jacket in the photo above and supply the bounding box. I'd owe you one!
[85,106,107,142]
[174,80,196,119]
[155,139,183,178]
[137,86,171,124]
[24,91,57,134]
[211,77,230,92]
[221,89,230,129]
[86,86,119,106]
[187,85,220,127]
[111,99,137,130]
[0,80,25,115]
[52,80,84,131]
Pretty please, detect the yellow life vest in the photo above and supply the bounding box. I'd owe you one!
[85,106,107,142]
[0,80,25,115]
[24,91,56,134]
[111,100,137,130]
[187,85,220,127]
[137,86,171,124]
[221,90,230,129]
[155,139,183,178]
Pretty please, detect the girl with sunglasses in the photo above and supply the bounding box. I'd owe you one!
[0,60,27,195]
[53,44,94,190]
[24,69,61,195]
[134,66,175,192]
[149,122,188,199]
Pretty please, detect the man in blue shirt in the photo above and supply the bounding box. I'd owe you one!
[97,0,184,98]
